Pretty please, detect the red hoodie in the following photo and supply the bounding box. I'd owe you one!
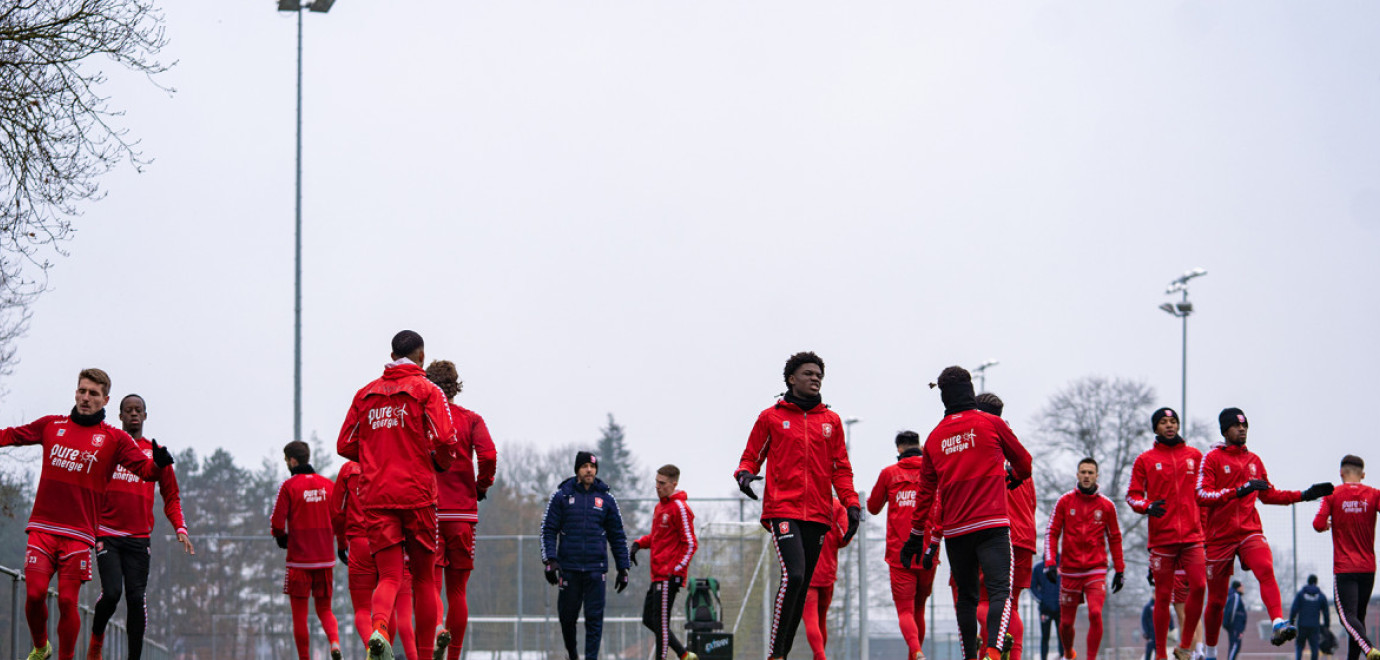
[330,461,367,547]
[271,470,337,569]
[436,403,498,524]
[812,498,851,587]
[736,399,859,526]
[1126,438,1204,549]
[1314,482,1380,574]
[1008,477,1037,553]
[1045,487,1125,577]
[633,490,697,582]
[337,360,458,510]
[1195,443,1301,545]
[910,410,1032,539]
[97,437,188,538]
[869,454,942,568]
[0,415,163,546]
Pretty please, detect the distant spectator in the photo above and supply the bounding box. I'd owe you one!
[1143,598,1176,660]
[1291,574,1330,660]
[1223,581,1248,660]
[1032,558,1064,660]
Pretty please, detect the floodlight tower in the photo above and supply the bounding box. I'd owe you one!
[1159,268,1207,425]
[972,359,999,393]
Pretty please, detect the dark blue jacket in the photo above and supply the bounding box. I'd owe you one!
[1224,591,1248,634]
[541,476,631,573]
[1031,560,1061,616]
[1290,585,1330,628]
[1142,599,1174,640]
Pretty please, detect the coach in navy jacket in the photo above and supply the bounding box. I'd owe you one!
[540,451,631,660]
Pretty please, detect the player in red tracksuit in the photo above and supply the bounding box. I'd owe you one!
[869,430,941,660]
[87,394,194,660]
[734,351,861,660]
[0,368,172,660]
[1196,408,1332,652]
[332,460,418,660]
[1127,407,1206,660]
[631,465,699,660]
[803,498,850,660]
[1313,455,1380,660]
[271,441,342,660]
[426,359,498,660]
[900,367,1032,660]
[1045,458,1125,660]
[338,330,458,660]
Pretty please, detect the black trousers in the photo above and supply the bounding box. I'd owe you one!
[946,526,1013,660]
[558,570,607,660]
[767,518,829,659]
[92,536,153,660]
[642,580,687,660]
[1335,572,1376,660]
[1039,611,1062,660]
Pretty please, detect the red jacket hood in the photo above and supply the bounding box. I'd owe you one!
[382,361,426,380]
[898,455,925,469]
[660,490,688,505]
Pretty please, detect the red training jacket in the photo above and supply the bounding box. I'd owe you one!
[910,410,1032,539]
[330,461,367,548]
[1045,487,1125,577]
[0,415,163,546]
[868,454,941,569]
[736,399,859,526]
[633,490,697,582]
[1313,482,1380,574]
[1195,443,1301,545]
[1126,438,1204,549]
[272,471,337,569]
[337,360,458,510]
[98,437,188,538]
[1008,477,1037,553]
[811,498,851,587]
[437,403,498,524]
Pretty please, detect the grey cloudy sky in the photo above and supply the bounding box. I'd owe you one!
[3,2,1378,505]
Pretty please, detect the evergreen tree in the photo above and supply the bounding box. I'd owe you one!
[595,413,639,495]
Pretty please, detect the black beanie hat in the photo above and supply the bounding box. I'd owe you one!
[1218,408,1248,436]
[574,451,599,475]
[932,366,977,414]
[1151,407,1178,433]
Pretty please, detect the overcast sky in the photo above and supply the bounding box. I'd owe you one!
[3,2,1377,510]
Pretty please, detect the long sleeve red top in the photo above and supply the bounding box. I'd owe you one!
[1195,443,1301,545]
[1044,487,1125,577]
[436,403,497,524]
[909,410,1032,540]
[98,437,188,538]
[1126,438,1204,549]
[633,490,697,582]
[271,470,337,569]
[736,399,859,526]
[1313,482,1380,574]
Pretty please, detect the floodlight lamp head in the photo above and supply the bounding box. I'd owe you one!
[974,359,999,372]
[844,417,860,425]
[1159,302,1177,315]
[1176,302,1193,314]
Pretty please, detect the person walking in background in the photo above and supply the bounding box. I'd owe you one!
[332,459,417,660]
[426,359,498,660]
[271,441,342,660]
[734,351,861,660]
[802,497,851,660]
[541,451,632,660]
[1032,558,1063,660]
[631,465,698,660]
[1045,457,1125,660]
[86,394,194,660]
[976,392,1036,660]
[1222,581,1247,660]
[1313,454,1380,660]
[1291,575,1330,660]
[1196,407,1333,651]
[870,430,940,660]
[1143,598,1176,660]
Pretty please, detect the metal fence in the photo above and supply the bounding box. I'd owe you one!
[0,564,171,660]
[2,497,1375,660]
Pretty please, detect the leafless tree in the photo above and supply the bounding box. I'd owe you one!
[0,0,171,376]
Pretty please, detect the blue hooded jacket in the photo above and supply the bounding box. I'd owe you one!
[540,476,631,573]
[1031,560,1061,616]
[1290,584,1330,628]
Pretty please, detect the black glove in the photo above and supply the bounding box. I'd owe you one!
[735,470,763,500]
[1112,571,1124,594]
[477,488,488,502]
[899,533,926,569]
[1147,499,1167,518]
[1005,464,1025,490]
[1147,566,1155,586]
[629,544,640,566]
[544,560,560,586]
[1235,479,1269,499]
[1045,564,1057,583]
[842,506,862,545]
[274,534,288,550]
[615,568,629,594]
[1301,482,1334,502]
[337,547,349,564]
[670,575,684,589]
[921,543,940,571]
[151,439,174,467]
[431,452,447,473]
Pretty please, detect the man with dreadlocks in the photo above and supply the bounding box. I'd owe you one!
[426,359,498,660]
[900,367,1032,660]
[735,351,861,660]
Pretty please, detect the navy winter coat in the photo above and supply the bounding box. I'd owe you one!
[1031,560,1061,616]
[541,476,631,573]
[1291,584,1330,628]
[1223,591,1248,634]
